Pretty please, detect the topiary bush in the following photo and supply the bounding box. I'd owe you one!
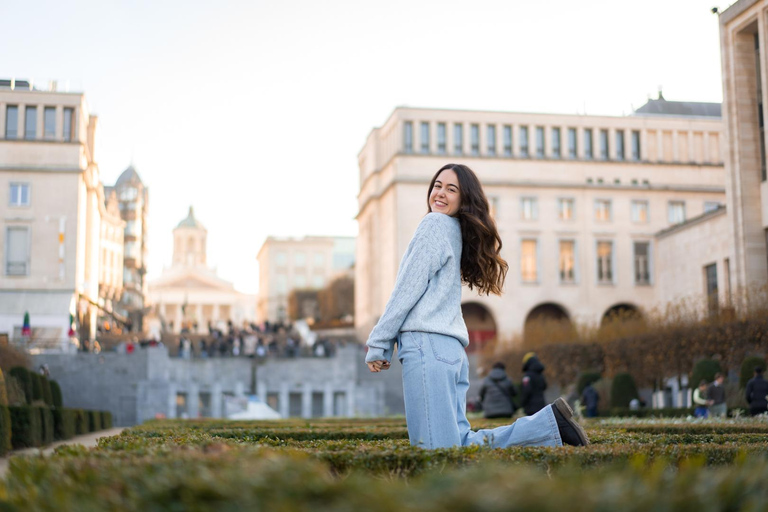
[101,411,113,429]
[9,405,42,449]
[39,406,54,446]
[53,408,76,441]
[9,367,32,405]
[41,377,53,407]
[88,410,102,432]
[577,371,602,394]
[74,409,88,436]
[30,372,44,403]
[50,380,63,408]
[610,373,639,408]
[740,356,767,389]
[0,404,11,456]
[691,359,722,388]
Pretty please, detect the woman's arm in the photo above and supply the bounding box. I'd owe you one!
[364,214,448,364]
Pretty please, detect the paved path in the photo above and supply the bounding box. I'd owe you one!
[0,427,125,479]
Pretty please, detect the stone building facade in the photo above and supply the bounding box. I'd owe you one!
[0,80,124,350]
[356,103,725,345]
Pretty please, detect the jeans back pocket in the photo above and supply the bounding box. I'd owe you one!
[427,333,463,365]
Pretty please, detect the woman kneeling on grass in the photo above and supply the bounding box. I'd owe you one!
[365,163,588,449]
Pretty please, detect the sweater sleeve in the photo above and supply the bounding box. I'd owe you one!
[365,214,448,363]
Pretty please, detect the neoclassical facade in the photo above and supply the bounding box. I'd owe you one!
[0,80,124,350]
[148,207,256,334]
[356,102,726,345]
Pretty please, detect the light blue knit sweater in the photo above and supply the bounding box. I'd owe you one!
[365,212,469,363]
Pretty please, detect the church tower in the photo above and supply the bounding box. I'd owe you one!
[172,206,207,268]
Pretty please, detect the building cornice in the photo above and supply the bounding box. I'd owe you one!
[655,205,727,239]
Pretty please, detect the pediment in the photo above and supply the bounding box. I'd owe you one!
[151,270,235,292]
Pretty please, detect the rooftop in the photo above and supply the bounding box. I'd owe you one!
[633,92,721,118]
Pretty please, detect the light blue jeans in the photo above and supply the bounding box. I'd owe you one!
[397,331,562,449]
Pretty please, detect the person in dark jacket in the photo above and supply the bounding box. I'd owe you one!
[581,381,600,418]
[479,362,517,419]
[745,367,768,416]
[521,352,547,415]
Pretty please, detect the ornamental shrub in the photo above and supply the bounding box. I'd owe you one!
[577,371,602,394]
[30,372,44,403]
[101,411,113,429]
[9,367,32,405]
[9,405,42,449]
[610,373,639,408]
[88,410,102,432]
[74,409,88,436]
[691,359,721,388]
[740,356,767,389]
[50,380,63,408]
[53,408,76,440]
[0,405,11,455]
[39,406,54,445]
[0,368,8,406]
[41,377,53,406]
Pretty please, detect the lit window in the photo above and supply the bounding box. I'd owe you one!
[594,199,612,222]
[559,240,576,283]
[631,200,649,223]
[521,239,537,282]
[558,198,574,221]
[596,241,613,284]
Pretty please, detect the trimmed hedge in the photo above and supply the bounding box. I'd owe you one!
[30,372,43,403]
[101,411,113,429]
[41,377,53,406]
[9,367,31,405]
[74,409,88,436]
[610,373,639,408]
[9,406,42,449]
[50,380,63,408]
[39,406,54,446]
[88,410,102,432]
[0,405,10,456]
[53,408,77,441]
[606,407,695,418]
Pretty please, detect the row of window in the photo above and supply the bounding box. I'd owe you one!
[3,105,75,141]
[506,197,721,225]
[403,121,642,161]
[520,239,651,286]
[275,251,326,268]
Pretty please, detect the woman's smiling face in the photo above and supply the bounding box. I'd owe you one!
[429,169,461,216]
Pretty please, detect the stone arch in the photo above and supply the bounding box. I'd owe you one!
[601,303,644,325]
[461,302,497,352]
[523,302,576,345]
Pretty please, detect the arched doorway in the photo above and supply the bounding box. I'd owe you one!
[599,303,645,339]
[601,303,643,325]
[461,302,497,353]
[523,303,575,347]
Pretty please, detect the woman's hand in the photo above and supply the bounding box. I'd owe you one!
[367,360,391,373]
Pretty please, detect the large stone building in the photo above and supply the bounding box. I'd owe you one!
[105,165,150,331]
[256,236,355,323]
[148,207,256,334]
[0,80,124,350]
[656,0,768,316]
[356,102,725,345]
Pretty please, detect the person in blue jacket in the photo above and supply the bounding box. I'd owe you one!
[365,163,588,449]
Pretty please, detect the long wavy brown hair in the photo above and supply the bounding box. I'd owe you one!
[426,163,508,295]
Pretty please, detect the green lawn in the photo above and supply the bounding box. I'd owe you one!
[2,416,768,511]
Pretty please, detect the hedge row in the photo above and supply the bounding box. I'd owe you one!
[5,448,768,510]
[5,406,113,450]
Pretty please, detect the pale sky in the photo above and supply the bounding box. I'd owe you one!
[5,0,728,294]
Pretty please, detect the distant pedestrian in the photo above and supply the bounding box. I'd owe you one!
[745,367,768,416]
[692,380,710,418]
[478,362,517,419]
[707,373,727,417]
[520,352,547,416]
[581,381,600,418]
